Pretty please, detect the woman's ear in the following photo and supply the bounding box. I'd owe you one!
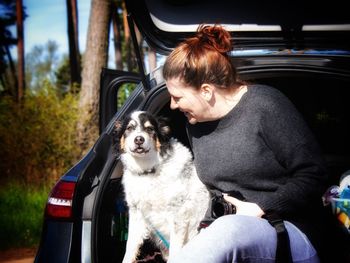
[200,83,214,101]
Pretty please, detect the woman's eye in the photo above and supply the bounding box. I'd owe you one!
[172,96,180,103]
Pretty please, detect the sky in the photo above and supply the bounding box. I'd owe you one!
[23,0,91,56]
[7,0,117,68]
[5,0,162,71]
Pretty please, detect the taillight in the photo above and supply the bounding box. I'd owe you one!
[45,180,76,220]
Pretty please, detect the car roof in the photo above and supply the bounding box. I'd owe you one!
[125,0,350,54]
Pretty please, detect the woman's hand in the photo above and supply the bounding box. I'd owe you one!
[223,193,265,217]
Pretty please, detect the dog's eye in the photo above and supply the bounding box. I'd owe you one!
[126,125,135,131]
[145,126,154,133]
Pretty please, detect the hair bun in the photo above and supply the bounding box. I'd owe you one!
[196,24,232,54]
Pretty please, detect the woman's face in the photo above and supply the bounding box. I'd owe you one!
[166,78,209,124]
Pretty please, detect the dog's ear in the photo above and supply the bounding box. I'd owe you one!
[113,120,123,137]
[155,116,172,155]
[157,116,171,139]
[112,120,125,154]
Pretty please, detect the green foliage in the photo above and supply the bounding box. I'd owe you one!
[25,40,60,91]
[0,182,48,249]
[55,54,81,94]
[117,83,137,109]
[0,81,80,186]
[0,44,80,250]
[55,55,71,93]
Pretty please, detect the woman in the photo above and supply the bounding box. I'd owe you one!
[163,24,349,263]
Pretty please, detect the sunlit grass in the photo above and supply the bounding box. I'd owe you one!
[0,182,49,249]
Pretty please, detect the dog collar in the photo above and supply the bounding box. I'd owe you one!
[138,167,156,176]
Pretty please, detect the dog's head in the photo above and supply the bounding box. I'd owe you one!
[113,111,172,157]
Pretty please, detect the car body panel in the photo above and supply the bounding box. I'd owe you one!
[34,222,74,263]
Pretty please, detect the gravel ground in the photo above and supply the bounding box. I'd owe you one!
[0,248,37,263]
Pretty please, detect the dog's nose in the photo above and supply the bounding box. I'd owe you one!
[134,136,145,145]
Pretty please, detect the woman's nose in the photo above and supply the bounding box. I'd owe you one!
[170,97,178,110]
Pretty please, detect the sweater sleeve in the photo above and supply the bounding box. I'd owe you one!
[256,89,329,217]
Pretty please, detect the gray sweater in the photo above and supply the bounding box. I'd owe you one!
[188,84,328,220]
[187,84,350,261]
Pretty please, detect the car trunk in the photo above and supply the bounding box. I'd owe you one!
[92,1,350,261]
[91,61,350,262]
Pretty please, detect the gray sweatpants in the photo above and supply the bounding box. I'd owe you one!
[168,215,319,263]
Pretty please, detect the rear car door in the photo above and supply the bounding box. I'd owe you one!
[99,68,142,133]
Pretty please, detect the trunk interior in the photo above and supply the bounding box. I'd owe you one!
[94,71,350,262]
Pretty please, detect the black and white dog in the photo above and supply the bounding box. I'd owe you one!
[114,111,210,263]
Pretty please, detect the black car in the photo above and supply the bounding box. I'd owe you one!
[34,0,350,262]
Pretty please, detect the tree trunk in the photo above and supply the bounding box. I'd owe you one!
[66,0,81,87]
[122,1,133,71]
[112,2,123,70]
[77,0,112,155]
[5,44,18,95]
[16,0,25,102]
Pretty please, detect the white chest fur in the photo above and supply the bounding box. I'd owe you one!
[120,139,210,262]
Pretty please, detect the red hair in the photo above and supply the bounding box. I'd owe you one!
[163,24,242,90]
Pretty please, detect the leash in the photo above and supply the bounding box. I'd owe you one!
[142,214,170,249]
[154,229,170,249]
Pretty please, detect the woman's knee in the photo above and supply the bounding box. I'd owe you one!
[206,216,319,262]
[206,216,277,249]
[201,215,277,261]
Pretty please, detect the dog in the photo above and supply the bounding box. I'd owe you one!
[113,111,210,263]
